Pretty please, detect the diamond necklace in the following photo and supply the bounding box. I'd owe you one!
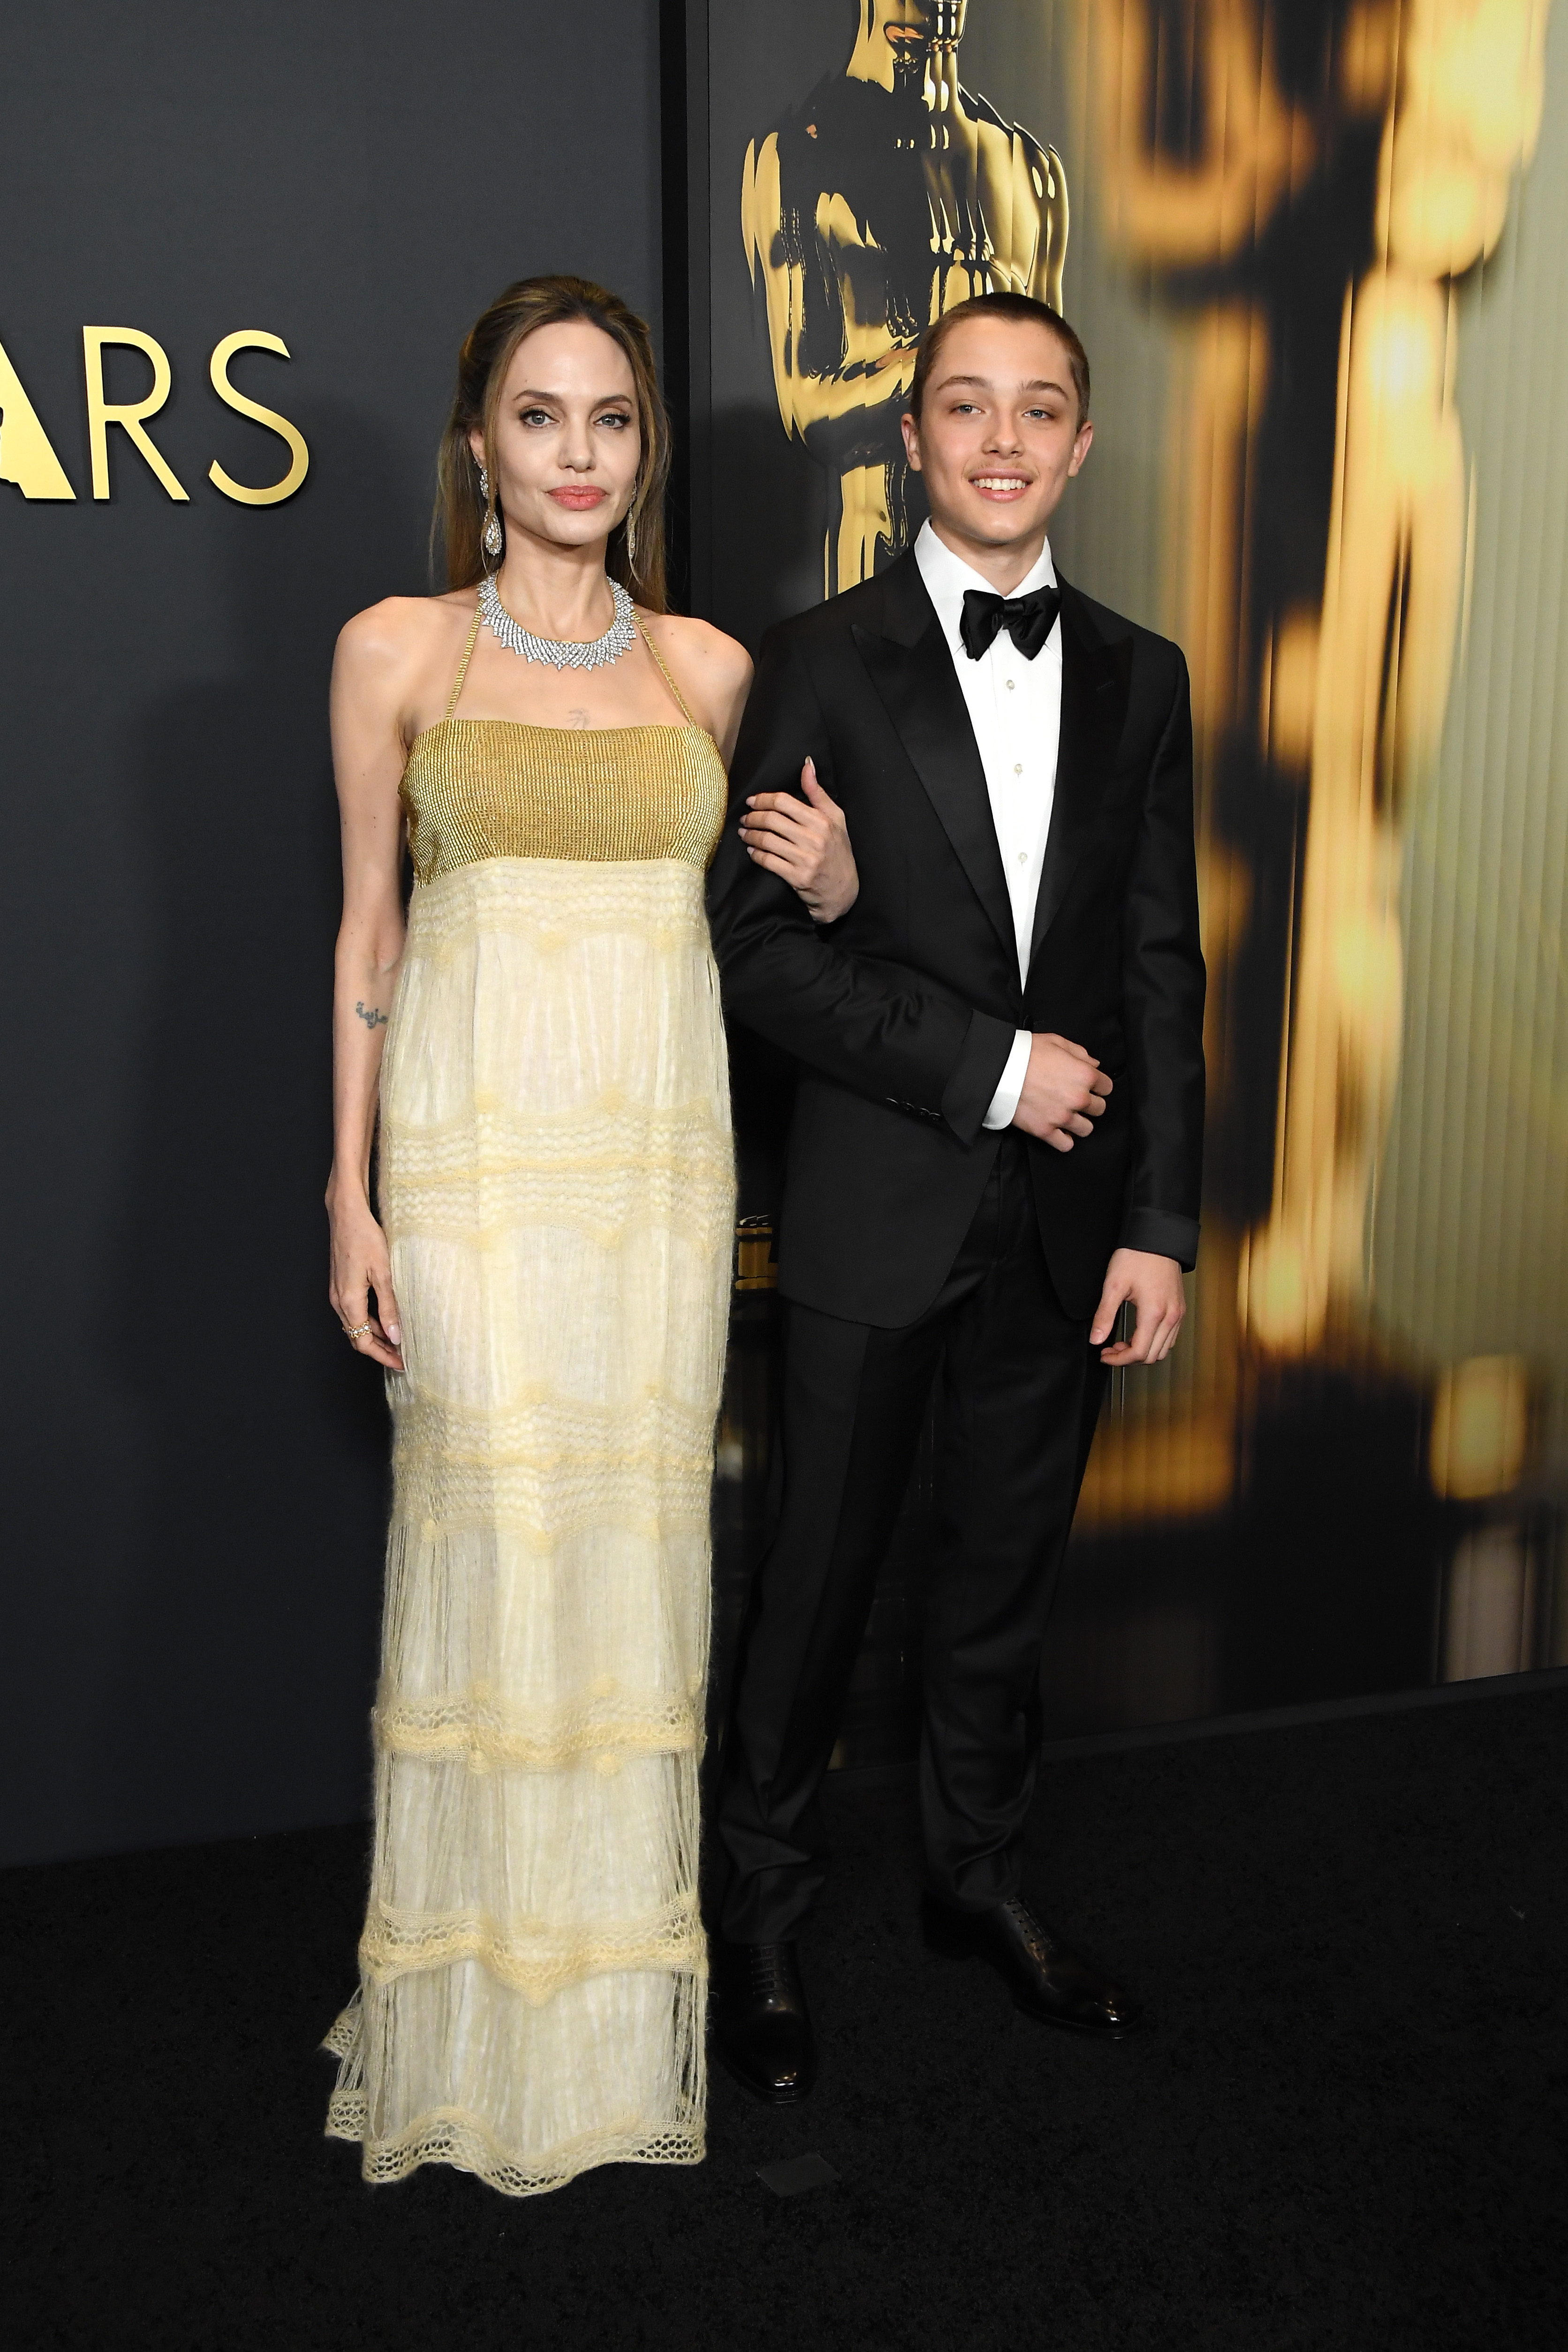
[477,572,637,671]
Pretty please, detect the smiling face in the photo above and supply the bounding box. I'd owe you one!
[901,312,1092,580]
[470,318,642,557]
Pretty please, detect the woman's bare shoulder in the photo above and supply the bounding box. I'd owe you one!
[645,611,753,698]
[336,590,476,681]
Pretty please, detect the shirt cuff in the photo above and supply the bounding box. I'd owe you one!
[982,1030,1032,1130]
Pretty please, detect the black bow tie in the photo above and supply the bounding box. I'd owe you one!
[959,583,1060,662]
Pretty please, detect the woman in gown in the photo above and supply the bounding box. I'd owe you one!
[321,274,856,2196]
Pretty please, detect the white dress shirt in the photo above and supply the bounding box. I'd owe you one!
[913,520,1060,1130]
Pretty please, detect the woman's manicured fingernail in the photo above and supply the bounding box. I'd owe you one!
[387,1324,401,1345]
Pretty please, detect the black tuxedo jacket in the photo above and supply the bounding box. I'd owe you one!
[707,551,1205,1327]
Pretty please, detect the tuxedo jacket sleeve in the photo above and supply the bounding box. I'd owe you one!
[1115,652,1204,1268]
[708,625,1017,1147]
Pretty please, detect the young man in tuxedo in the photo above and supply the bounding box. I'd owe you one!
[706,291,1205,2103]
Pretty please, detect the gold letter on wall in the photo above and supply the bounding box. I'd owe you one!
[208,332,309,505]
[82,328,188,501]
[0,336,76,499]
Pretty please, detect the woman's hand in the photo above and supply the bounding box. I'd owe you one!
[739,757,859,923]
[327,1185,405,1372]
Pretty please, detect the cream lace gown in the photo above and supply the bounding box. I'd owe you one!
[325,609,734,2196]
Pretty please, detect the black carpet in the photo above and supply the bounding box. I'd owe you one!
[5,1686,1567,2351]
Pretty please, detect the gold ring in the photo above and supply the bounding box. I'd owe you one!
[345,1321,371,1341]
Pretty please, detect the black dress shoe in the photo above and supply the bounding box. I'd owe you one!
[922,1893,1144,2036]
[712,1939,817,2105]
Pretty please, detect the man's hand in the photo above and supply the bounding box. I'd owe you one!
[1012,1032,1113,1151]
[1091,1249,1185,1366]
[739,757,859,923]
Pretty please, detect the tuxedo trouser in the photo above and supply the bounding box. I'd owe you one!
[717,1131,1109,1942]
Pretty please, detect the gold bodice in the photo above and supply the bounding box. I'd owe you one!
[400,719,728,886]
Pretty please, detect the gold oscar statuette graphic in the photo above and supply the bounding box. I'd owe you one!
[1243,0,1550,1357]
[1071,0,1553,1547]
[743,0,1069,595]
[1094,0,1549,1358]
[734,1215,780,1292]
[0,336,76,499]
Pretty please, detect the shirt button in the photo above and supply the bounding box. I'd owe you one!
[1017,851,1028,865]
[1006,678,1015,690]
[1014,763,1023,775]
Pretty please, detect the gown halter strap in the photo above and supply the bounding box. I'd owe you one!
[444,602,485,721]
[636,615,700,729]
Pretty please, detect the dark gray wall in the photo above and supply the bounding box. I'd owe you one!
[0,0,661,1865]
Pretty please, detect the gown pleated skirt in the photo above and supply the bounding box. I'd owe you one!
[326,808,734,2195]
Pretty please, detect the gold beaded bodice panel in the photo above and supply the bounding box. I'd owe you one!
[400,720,729,886]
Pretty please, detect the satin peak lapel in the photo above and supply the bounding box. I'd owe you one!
[851,564,1015,966]
[1027,584,1132,974]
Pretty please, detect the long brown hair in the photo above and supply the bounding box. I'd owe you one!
[433,274,671,611]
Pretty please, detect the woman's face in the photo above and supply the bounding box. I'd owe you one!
[472,319,641,556]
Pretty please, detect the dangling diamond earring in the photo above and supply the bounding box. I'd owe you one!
[478,463,503,559]
[625,503,638,570]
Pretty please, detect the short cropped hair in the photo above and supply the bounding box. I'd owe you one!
[909,292,1091,427]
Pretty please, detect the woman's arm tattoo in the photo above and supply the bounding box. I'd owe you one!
[355,1001,388,1029]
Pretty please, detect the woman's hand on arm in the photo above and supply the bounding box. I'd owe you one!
[649,615,861,919]
[739,757,858,923]
[709,635,980,1121]
[326,597,436,1372]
